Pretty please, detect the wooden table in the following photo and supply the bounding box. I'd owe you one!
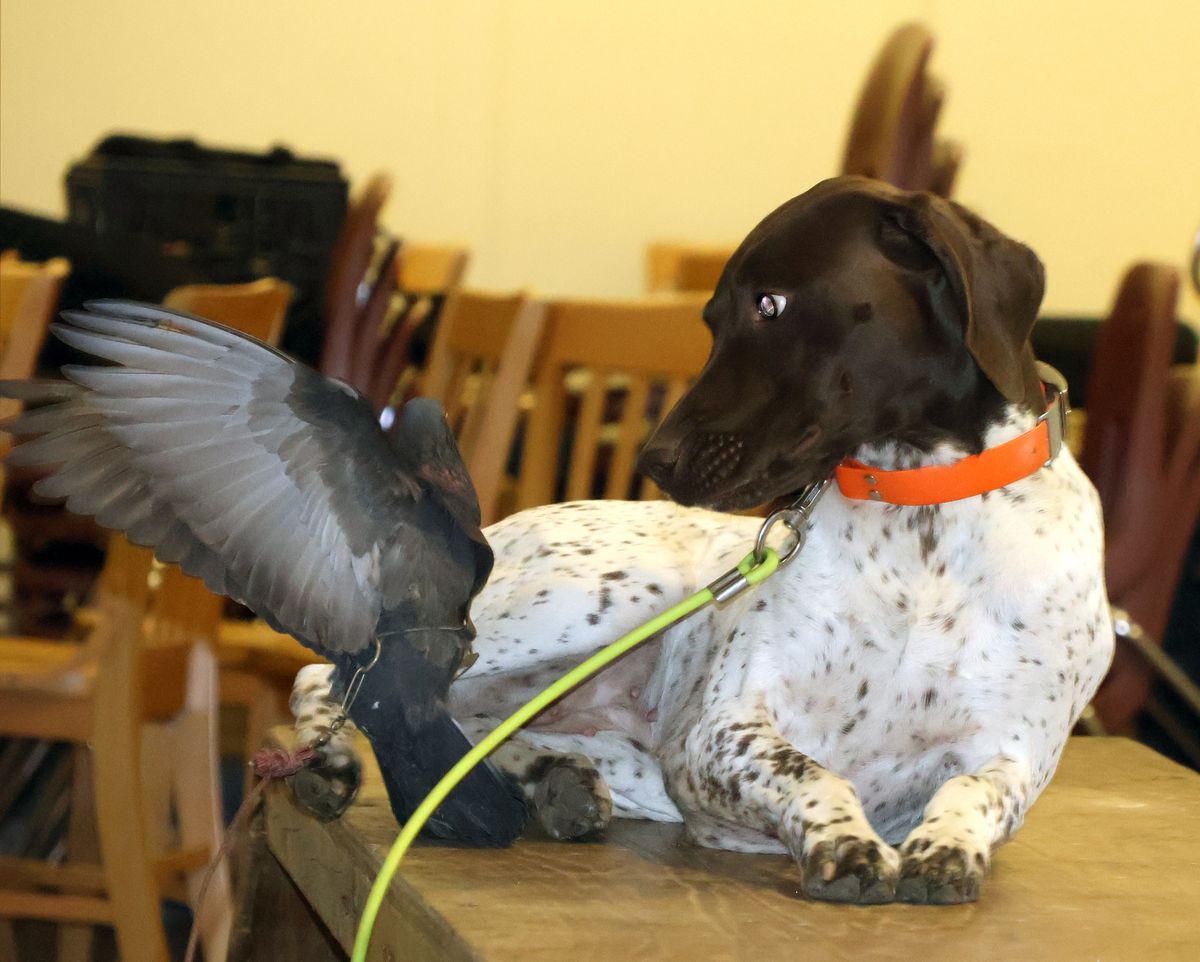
[246,736,1200,962]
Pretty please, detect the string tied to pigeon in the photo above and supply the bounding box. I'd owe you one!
[181,629,465,962]
[182,746,315,962]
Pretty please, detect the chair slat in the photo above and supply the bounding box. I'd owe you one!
[639,376,691,500]
[517,296,708,512]
[566,371,609,501]
[606,374,652,500]
[457,362,497,458]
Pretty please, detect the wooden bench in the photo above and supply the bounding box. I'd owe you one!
[239,735,1200,961]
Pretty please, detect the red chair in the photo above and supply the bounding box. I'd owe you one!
[1083,264,1200,729]
[320,173,401,407]
[841,22,963,197]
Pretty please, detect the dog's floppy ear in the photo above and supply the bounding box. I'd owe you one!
[891,193,1045,408]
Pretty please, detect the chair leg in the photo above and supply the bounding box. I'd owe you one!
[57,747,99,962]
[220,668,287,797]
[92,602,170,962]
[0,917,18,962]
[175,643,231,962]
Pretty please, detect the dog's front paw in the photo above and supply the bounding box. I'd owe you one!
[798,830,900,904]
[533,757,612,841]
[290,744,363,821]
[896,836,987,904]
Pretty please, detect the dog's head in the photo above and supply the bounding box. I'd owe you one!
[638,176,1045,510]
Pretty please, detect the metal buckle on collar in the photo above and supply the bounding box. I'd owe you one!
[1036,362,1070,466]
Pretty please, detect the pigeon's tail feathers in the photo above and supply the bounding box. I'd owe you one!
[361,701,529,847]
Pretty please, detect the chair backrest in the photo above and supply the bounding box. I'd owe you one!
[1084,266,1199,728]
[93,535,223,723]
[0,253,70,423]
[645,243,730,295]
[368,243,472,412]
[419,289,546,526]
[1080,263,1181,597]
[515,295,711,513]
[840,21,962,196]
[322,173,394,382]
[399,243,470,295]
[87,533,229,959]
[163,277,294,346]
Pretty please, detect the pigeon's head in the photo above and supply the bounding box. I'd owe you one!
[389,398,494,604]
[391,398,482,525]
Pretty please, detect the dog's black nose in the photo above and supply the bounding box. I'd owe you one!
[637,441,680,487]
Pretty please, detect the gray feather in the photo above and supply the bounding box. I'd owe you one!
[2,302,452,657]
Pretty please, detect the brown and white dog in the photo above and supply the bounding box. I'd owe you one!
[292,176,1113,904]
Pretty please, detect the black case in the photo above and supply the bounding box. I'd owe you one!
[65,134,349,363]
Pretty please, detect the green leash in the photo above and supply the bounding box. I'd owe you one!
[350,480,830,961]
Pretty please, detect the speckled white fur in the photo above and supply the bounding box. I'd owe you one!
[291,405,1112,899]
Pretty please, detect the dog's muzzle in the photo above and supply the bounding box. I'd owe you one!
[639,431,745,502]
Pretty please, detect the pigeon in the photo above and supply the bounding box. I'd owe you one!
[1,300,528,846]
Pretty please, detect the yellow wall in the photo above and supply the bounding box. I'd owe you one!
[1,0,1197,319]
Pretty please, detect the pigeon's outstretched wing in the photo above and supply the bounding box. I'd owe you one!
[2,301,480,657]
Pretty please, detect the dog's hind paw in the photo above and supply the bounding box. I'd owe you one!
[896,841,986,904]
[800,834,900,904]
[533,757,612,841]
[289,745,363,821]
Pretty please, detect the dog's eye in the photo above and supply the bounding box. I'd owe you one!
[757,293,787,318]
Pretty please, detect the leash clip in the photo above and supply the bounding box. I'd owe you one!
[707,478,831,608]
[754,477,832,567]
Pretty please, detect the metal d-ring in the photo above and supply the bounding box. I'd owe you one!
[753,477,832,566]
[707,477,832,607]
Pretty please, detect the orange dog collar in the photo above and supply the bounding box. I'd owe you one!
[836,366,1069,506]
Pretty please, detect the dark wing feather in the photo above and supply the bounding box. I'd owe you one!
[2,301,436,656]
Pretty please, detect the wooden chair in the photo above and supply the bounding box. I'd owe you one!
[0,253,70,427]
[163,277,294,347]
[419,290,546,526]
[514,295,712,513]
[398,243,470,295]
[645,244,730,296]
[1082,264,1200,729]
[0,536,231,962]
[841,22,962,196]
[1,254,70,639]
[370,243,474,414]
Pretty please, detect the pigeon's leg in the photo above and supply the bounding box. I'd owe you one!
[457,717,680,840]
[288,664,363,820]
